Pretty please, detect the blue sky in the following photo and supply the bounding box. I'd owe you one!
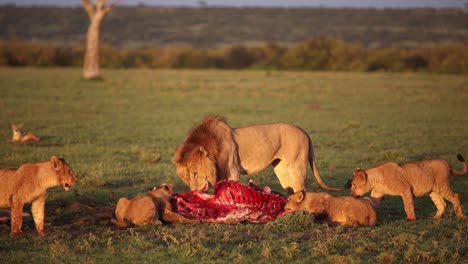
[0,0,466,8]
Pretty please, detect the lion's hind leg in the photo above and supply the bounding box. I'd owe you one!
[274,161,307,195]
[273,162,294,195]
[440,190,464,219]
[113,198,130,228]
[428,192,446,219]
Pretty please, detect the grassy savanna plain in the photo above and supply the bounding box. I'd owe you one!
[0,68,467,263]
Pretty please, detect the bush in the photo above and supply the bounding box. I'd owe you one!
[0,37,466,73]
[221,45,256,69]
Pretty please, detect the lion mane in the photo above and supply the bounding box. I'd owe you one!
[351,154,466,221]
[172,115,347,193]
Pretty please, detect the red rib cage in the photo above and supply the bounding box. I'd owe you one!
[173,180,286,224]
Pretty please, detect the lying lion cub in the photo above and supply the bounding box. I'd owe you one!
[351,154,467,221]
[9,123,40,142]
[285,191,377,226]
[0,156,77,236]
[111,184,195,229]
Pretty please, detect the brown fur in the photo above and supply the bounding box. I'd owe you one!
[172,115,347,194]
[351,154,466,221]
[0,156,77,236]
[9,123,40,142]
[111,184,195,229]
[285,191,376,226]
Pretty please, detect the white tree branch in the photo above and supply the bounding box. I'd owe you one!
[82,0,95,20]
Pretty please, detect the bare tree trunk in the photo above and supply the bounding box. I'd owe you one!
[82,0,116,80]
[83,14,104,79]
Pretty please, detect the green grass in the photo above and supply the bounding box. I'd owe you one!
[0,68,467,263]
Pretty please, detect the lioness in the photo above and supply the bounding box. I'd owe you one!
[9,123,40,142]
[351,154,466,221]
[172,115,348,194]
[0,156,77,236]
[111,184,195,229]
[285,191,377,226]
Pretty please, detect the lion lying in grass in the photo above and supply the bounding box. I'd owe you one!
[351,154,466,221]
[111,184,195,229]
[0,156,77,236]
[285,191,376,226]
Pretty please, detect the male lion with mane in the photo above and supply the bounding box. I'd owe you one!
[351,154,466,221]
[172,115,348,194]
[0,156,77,236]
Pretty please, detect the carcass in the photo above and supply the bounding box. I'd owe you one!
[173,180,286,224]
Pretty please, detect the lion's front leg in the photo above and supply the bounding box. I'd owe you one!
[162,209,197,224]
[400,190,416,221]
[369,191,384,207]
[10,198,24,236]
[31,194,47,236]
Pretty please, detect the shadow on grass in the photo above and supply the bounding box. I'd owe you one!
[6,136,65,148]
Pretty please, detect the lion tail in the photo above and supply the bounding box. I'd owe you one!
[308,137,351,191]
[451,153,467,177]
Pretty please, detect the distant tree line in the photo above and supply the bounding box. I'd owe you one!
[0,37,467,73]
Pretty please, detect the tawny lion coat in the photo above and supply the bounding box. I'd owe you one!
[111,184,194,228]
[351,154,466,221]
[285,191,376,226]
[172,116,348,194]
[0,156,77,236]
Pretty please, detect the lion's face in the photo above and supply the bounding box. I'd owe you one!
[51,156,77,191]
[351,169,369,197]
[284,191,305,213]
[285,191,329,215]
[175,147,217,192]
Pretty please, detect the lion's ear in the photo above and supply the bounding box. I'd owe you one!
[296,190,305,202]
[165,184,173,192]
[355,170,367,181]
[50,155,63,171]
[198,146,208,157]
[353,168,361,175]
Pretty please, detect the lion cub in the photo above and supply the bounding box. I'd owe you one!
[9,123,40,142]
[285,191,377,226]
[0,156,77,236]
[111,184,195,229]
[351,154,466,221]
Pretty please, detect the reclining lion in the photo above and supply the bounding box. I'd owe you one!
[172,115,348,194]
[0,156,77,236]
[351,154,466,221]
[111,184,195,229]
[285,191,377,226]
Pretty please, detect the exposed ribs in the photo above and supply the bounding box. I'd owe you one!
[173,180,286,224]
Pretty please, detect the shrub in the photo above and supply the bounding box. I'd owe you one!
[0,37,466,73]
